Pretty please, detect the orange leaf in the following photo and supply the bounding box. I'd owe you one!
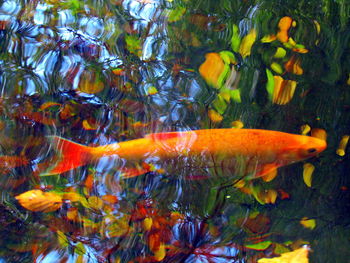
[277,16,293,43]
[84,173,94,191]
[272,77,297,105]
[285,56,303,75]
[101,194,118,204]
[15,189,62,212]
[148,232,161,252]
[67,207,79,221]
[40,102,61,111]
[310,128,327,142]
[199,53,225,88]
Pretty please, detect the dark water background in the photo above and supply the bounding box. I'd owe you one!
[0,0,349,262]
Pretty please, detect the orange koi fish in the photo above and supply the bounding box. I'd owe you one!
[44,129,326,179]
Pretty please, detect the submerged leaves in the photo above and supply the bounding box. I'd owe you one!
[239,29,257,58]
[336,135,349,156]
[15,190,62,212]
[199,53,226,88]
[258,246,309,263]
[303,163,315,187]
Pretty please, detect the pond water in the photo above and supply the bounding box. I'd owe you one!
[0,0,349,262]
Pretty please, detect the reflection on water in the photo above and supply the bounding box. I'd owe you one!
[0,0,349,262]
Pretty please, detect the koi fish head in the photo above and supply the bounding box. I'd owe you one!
[277,135,327,164]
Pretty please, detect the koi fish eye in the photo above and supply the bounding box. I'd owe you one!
[298,147,319,159]
[307,148,317,154]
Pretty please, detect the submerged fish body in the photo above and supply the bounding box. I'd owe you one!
[45,129,327,178]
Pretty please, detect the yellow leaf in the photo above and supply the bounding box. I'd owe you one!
[303,163,314,187]
[258,246,309,263]
[288,37,297,46]
[82,119,98,130]
[231,120,244,129]
[261,34,277,43]
[78,71,104,94]
[75,254,85,263]
[62,192,84,202]
[153,243,166,261]
[271,62,284,74]
[147,86,158,95]
[15,190,62,212]
[75,242,86,256]
[106,215,131,237]
[336,135,349,156]
[300,124,311,135]
[233,179,246,188]
[88,196,103,210]
[199,53,225,88]
[300,217,316,230]
[239,29,257,58]
[57,230,69,247]
[67,207,79,221]
[208,109,223,123]
[143,217,153,231]
[313,20,320,34]
[273,47,286,58]
[219,90,231,102]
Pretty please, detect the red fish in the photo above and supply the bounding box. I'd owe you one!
[43,129,326,179]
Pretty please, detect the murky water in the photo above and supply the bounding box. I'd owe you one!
[0,0,349,262]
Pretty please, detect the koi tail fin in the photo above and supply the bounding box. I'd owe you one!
[42,136,94,175]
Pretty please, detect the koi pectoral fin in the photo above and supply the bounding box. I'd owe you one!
[119,163,165,179]
[41,136,93,175]
[256,163,279,182]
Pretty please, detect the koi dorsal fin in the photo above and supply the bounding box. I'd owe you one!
[145,131,188,141]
